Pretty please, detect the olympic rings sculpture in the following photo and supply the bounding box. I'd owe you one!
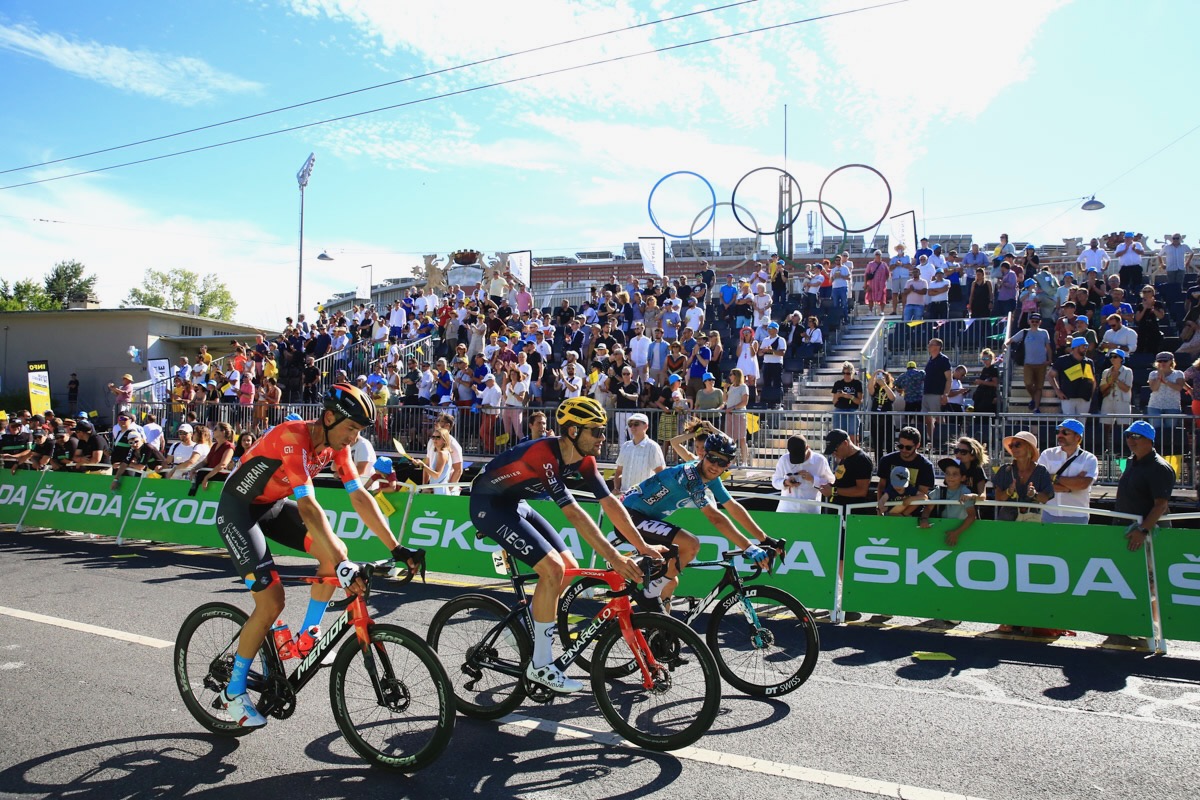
[730,167,804,237]
[687,202,761,268]
[646,171,717,239]
[818,164,892,233]
[646,164,891,242]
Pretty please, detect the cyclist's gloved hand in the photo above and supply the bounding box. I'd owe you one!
[335,560,362,590]
[744,544,769,564]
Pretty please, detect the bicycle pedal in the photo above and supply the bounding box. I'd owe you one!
[522,680,556,705]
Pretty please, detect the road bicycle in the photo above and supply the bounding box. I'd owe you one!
[426,542,721,752]
[558,537,819,697]
[174,557,455,772]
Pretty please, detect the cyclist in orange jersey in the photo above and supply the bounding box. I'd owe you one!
[214,383,418,727]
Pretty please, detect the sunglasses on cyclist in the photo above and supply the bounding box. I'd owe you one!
[704,453,732,468]
[583,426,607,437]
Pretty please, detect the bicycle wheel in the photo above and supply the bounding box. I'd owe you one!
[173,602,263,737]
[329,623,456,772]
[427,594,530,720]
[557,577,632,676]
[706,585,819,696]
[591,612,720,751]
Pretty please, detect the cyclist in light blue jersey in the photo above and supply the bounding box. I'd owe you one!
[618,433,775,608]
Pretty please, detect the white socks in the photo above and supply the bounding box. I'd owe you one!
[644,576,670,598]
[532,620,555,668]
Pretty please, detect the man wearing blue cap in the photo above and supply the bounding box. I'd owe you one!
[760,321,787,408]
[1114,232,1146,292]
[1037,419,1097,524]
[1116,420,1174,551]
[1050,337,1097,417]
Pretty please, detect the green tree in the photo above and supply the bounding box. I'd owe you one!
[122,268,238,321]
[0,279,56,311]
[43,259,98,308]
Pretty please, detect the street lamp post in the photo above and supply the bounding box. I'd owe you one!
[296,152,316,318]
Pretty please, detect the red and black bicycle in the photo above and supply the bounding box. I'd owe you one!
[173,558,455,772]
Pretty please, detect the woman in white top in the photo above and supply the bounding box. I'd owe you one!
[501,366,528,446]
[467,315,487,361]
[415,430,453,495]
[1147,352,1186,442]
[752,283,773,332]
[734,326,760,394]
[166,424,211,479]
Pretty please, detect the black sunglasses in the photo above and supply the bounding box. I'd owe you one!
[704,453,732,468]
[583,426,606,436]
[896,443,916,451]
[1125,433,1145,440]
[954,447,970,454]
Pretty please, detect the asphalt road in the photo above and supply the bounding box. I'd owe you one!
[1,528,1198,800]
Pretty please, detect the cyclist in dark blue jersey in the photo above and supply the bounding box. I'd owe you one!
[470,396,666,693]
[618,432,773,608]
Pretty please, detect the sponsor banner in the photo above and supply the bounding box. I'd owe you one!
[119,478,228,547]
[0,469,43,525]
[599,507,841,610]
[888,210,917,258]
[638,237,665,278]
[508,250,532,288]
[27,360,51,415]
[843,517,1152,637]
[19,471,141,538]
[1151,529,1200,643]
[147,359,172,402]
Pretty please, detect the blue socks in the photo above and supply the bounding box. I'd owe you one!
[228,654,252,697]
[301,597,328,633]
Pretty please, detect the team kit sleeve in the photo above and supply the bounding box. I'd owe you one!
[278,427,319,501]
[332,446,363,492]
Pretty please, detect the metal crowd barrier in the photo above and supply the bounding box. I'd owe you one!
[123,399,1199,490]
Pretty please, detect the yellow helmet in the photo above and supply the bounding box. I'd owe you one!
[556,396,607,429]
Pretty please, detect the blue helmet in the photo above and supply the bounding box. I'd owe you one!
[703,433,737,460]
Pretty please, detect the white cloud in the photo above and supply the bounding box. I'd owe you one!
[813,0,1073,178]
[281,0,794,121]
[0,174,391,328]
[0,23,262,105]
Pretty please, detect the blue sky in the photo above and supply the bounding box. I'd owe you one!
[2,0,1198,328]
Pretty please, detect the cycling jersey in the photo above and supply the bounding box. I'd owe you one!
[217,420,362,592]
[224,420,361,505]
[469,437,609,567]
[620,461,731,519]
[471,437,610,507]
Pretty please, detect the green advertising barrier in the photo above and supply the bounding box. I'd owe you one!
[842,516,1154,637]
[0,469,42,526]
[18,471,143,538]
[1150,529,1200,643]
[598,507,841,610]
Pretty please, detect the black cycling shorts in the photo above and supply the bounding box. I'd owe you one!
[469,494,568,568]
[615,509,685,547]
[216,493,311,592]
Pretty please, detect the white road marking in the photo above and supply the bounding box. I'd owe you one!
[0,606,173,649]
[501,713,988,800]
[1,661,24,670]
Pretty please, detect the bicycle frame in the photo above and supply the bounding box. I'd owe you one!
[675,558,767,630]
[481,556,664,690]
[243,572,385,715]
